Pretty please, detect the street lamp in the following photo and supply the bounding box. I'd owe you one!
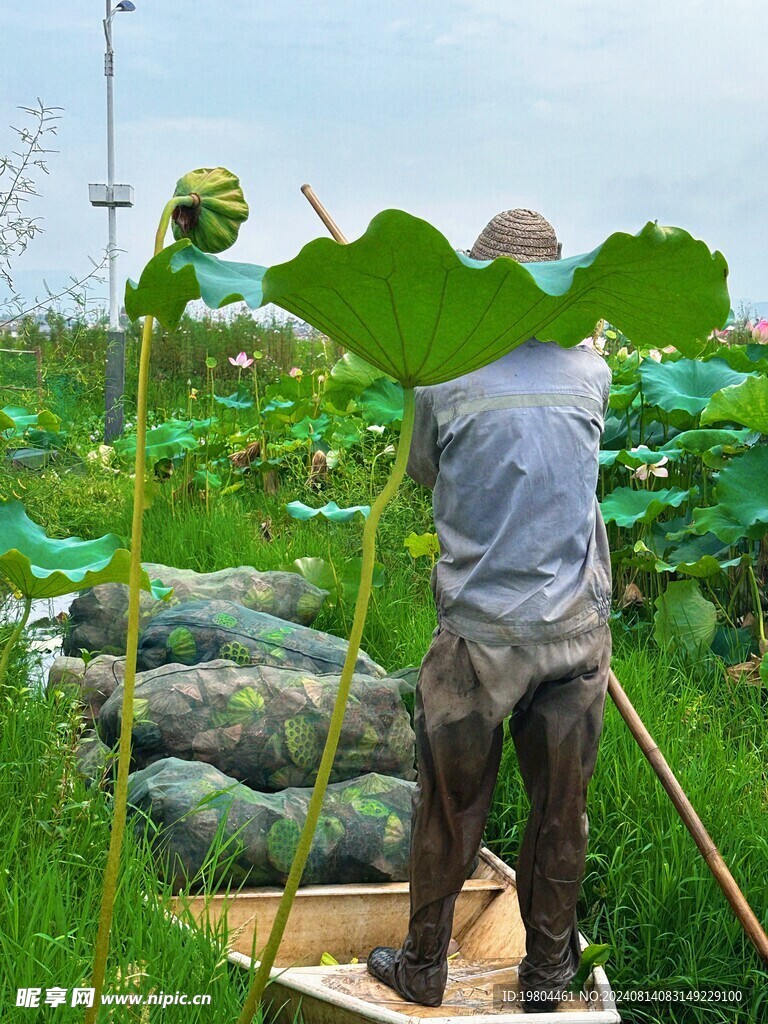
[89,0,136,443]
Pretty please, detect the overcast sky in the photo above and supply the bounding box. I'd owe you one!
[1,0,766,315]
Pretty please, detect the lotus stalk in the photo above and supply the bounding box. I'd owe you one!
[237,387,415,1020]
[0,594,32,687]
[85,173,247,1022]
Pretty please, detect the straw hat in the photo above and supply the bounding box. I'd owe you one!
[469,209,559,262]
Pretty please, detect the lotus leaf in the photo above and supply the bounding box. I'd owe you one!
[129,212,729,384]
[600,486,691,527]
[653,580,718,654]
[1,405,61,435]
[639,358,750,417]
[358,378,404,424]
[0,501,168,600]
[666,428,756,455]
[214,392,254,410]
[599,445,682,469]
[290,414,331,440]
[690,445,768,544]
[632,540,742,579]
[114,420,199,462]
[292,556,385,607]
[324,352,390,407]
[286,500,370,523]
[701,375,768,433]
[125,238,266,327]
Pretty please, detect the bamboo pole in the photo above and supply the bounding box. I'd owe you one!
[300,183,768,969]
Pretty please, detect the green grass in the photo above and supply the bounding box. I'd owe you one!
[2,428,767,1023]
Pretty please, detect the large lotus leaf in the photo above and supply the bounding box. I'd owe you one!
[701,376,768,433]
[133,211,728,386]
[358,378,405,424]
[0,501,170,600]
[114,421,200,462]
[639,358,750,417]
[600,486,691,527]
[664,427,756,455]
[261,213,729,386]
[285,500,370,523]
[653,580,718,654]
[690,445,768,544]
[125,239,266,329]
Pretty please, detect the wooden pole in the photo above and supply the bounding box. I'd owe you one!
[608,671,768,965]
[300,184,348,244]
[300,182,768,969]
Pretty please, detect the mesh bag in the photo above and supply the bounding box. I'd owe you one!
[97,659,415,789]
[64,563,328,657]
[136,600,385,677]
[48,654,126,726]
[127,758,414,890]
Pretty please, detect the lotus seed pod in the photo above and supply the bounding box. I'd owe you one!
[171,167,249,254]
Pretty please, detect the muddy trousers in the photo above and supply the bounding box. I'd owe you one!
[390,623,612,1005]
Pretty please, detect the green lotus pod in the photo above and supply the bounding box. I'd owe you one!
[166,626,197,664]
[267,819,302,875]
[285,716,321,771]
[244,584,276,612]
[220,640,251,665]
[213,612,239,628]
[171,167,249,254]
[217,687,266,727]
[295,590,327,624]
[351,797,390,818]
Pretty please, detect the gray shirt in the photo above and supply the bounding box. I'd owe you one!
[406,338,613,645]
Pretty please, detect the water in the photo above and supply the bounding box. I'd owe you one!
[6,594,71,689]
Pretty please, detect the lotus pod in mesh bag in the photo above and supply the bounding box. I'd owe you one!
[63,563,328,658]
[126,758,414,890]
[98,659,415,788]
[136,600,386,678]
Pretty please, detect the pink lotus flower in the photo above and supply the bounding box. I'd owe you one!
[288,366,303,378]
[228,351,254,368]
[752,319,768,342]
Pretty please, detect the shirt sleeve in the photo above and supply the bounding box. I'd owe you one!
[406,387,440,490]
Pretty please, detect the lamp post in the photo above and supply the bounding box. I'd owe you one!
[90,0,136,443]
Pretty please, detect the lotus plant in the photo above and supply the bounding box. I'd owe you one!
[111,179,729,1024]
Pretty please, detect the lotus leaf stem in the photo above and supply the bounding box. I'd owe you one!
[0,594,33,688]
[84,193,198,1024]
[747,564,766,649]
[237,386,416,1023]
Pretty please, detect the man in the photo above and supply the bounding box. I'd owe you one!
[366,209,613,1012]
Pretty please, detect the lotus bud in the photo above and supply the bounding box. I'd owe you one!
[171,167,249,254]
